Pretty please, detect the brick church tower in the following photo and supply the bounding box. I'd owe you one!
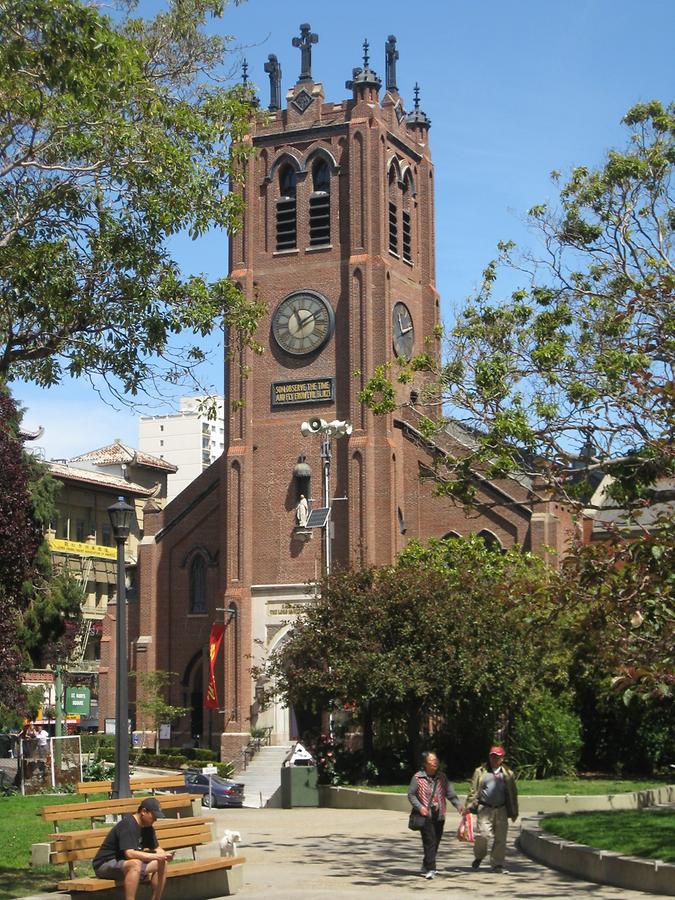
[125,27,573,759]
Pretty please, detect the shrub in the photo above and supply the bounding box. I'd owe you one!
[217,762,234,779]
[510,689,582,779]
[82,758,115,781]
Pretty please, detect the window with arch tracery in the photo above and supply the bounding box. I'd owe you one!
[309,158,330,245]
[276,164,297,250]
[189,555,207,614]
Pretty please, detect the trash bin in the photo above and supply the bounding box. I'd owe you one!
[280,742,319,808]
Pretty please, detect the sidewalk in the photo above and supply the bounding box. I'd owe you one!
[21,805,656,899]
[200,806,653,899]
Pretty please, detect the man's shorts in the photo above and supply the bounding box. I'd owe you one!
[94,859,150,881]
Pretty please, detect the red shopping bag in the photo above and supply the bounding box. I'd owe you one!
[457,813,474,843]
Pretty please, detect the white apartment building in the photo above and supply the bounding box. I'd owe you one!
[138,396,225,501]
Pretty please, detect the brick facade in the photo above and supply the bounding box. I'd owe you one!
[99,31,575,761]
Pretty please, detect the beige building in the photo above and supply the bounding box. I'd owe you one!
[45,443,175,728]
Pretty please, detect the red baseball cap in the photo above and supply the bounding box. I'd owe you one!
[489,745,505,758]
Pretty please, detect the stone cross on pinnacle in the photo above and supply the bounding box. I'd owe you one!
[385,35,398,91]
[292,23,318,83]
[413,83,421,111]
[264,54,282,110]
[362,39,370,69]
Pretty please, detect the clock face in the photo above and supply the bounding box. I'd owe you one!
[392,302,415,359]
[272,290,335,356]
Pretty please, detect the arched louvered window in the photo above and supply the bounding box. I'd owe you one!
[189,555,207,614]
[388,166,398,255]
[402,171,414,263]
[276,164,297,250]
[309,159,330,246]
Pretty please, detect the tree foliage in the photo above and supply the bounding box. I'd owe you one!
[363,101,674,512]
[0,388,83,706]
[0,0,263,401]
[132,670,190,752]
[254,537,568,766]
[565,520,674,702]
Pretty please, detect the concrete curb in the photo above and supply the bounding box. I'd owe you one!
[518,813,675,896]
[319,784,675,815]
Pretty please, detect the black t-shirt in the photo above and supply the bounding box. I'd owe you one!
[93,815,158,870]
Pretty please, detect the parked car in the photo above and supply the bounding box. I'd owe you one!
[178,768,245,808]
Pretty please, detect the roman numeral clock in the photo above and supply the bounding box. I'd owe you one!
[271,290,335,356]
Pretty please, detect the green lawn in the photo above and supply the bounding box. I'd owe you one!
[0,792,104,900]
[355,778,663,796]
[542,809,675,862]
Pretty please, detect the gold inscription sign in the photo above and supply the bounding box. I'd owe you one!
[271,378,334,407]
[268,602,309,617]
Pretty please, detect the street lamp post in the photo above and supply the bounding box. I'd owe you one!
[320,437,332,574]
[107,496,134,799]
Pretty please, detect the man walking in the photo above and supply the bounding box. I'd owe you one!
[92,797,174,900]
[465,745,518,873]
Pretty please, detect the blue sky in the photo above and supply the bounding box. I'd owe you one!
[15,0,675,459]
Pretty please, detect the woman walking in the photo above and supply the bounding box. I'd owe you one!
[408,751,463,879]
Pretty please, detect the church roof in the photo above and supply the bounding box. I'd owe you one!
[71,440,178,473]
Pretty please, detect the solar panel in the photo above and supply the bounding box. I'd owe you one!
[305,507,330,528]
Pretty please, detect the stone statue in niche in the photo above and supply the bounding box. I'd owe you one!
[295,494,309,527]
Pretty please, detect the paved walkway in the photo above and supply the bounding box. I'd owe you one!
[19,803,659,899]
[199,806,655,899]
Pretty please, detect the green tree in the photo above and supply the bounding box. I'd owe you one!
[565,520,674,701]
[254,537,568,770]
[363,101,674,512]
[132,670,189,753]
[0,0,263,402]
[0,388,82,709]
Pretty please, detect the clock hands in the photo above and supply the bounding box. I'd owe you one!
[397,313,413,335]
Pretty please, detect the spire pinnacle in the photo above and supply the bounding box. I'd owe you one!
[292,23,319,83]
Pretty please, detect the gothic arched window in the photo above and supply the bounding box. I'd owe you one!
[388,165,398,255]
[189,555,207,614]
[309,159,330,246]
[276,164,297,250]
[402,171,414,263]
[477,529,504,553]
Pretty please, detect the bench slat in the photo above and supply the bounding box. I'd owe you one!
[77,775,186,796]
[49,816,215,847]
[57,856,246,892]
[53,827,213,864]
[42,793,199,822]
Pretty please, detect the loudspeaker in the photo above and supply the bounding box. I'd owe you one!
[300,417,328,437]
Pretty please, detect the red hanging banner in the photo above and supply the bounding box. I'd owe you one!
[204,623,225,709]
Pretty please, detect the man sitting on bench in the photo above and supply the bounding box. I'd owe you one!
[92,797,174,900]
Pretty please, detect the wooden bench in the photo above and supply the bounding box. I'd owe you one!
[77,774,187,799]
[41,794,201,831]
[50,817,216,878]
[51,818,245,898]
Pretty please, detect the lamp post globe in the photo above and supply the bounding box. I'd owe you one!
[107,496,134,798]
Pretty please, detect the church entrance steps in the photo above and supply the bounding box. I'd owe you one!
[236,745,294,808]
